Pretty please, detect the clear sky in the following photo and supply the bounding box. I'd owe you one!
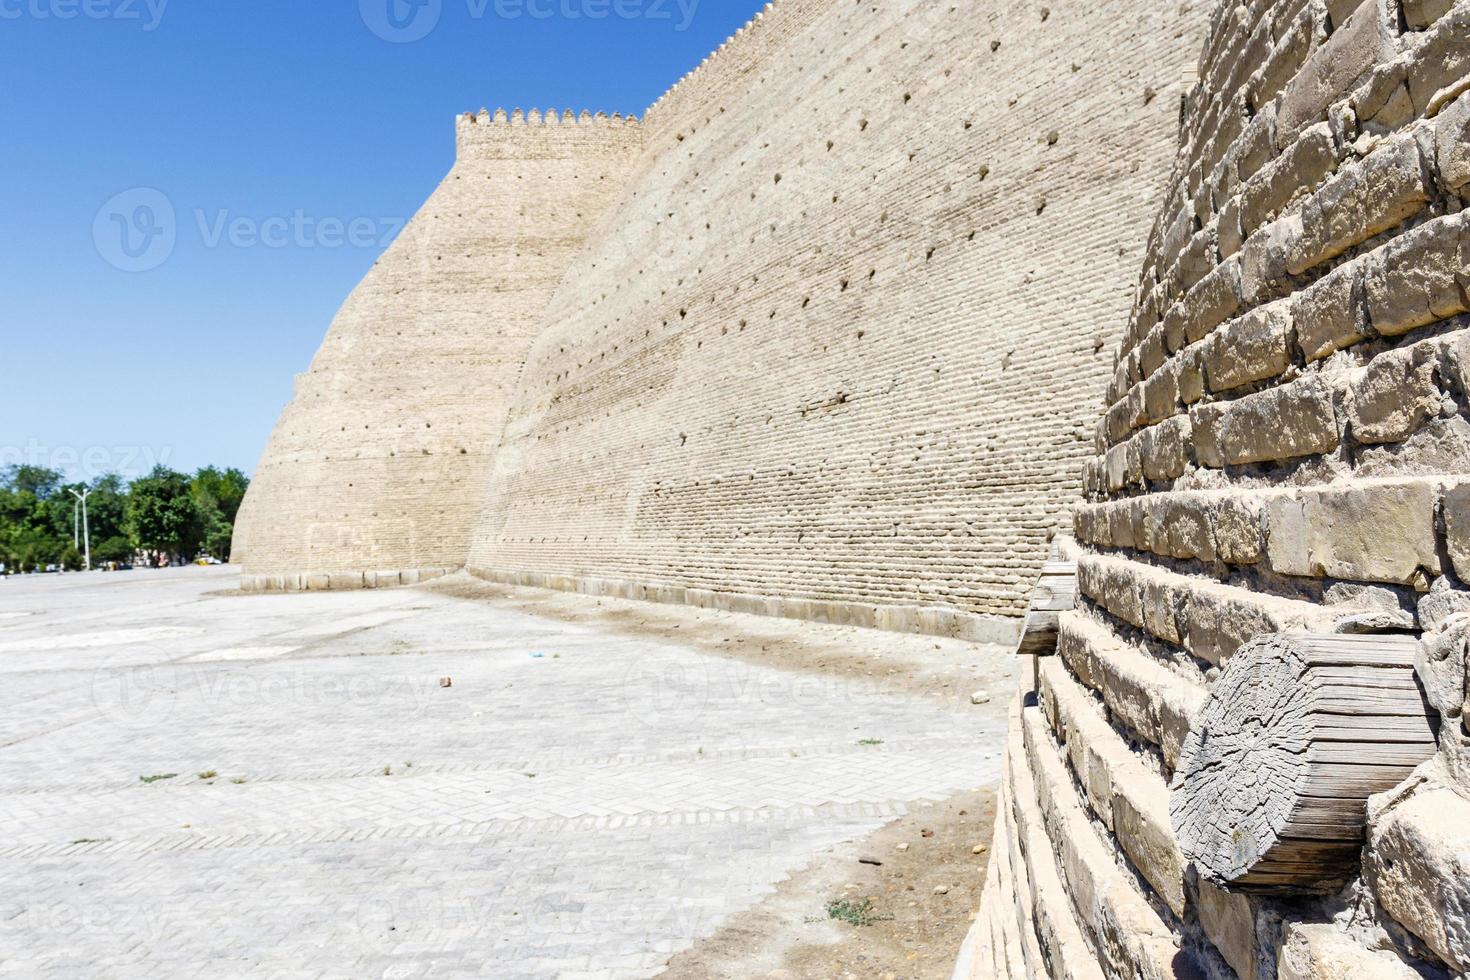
[1,0,767,483]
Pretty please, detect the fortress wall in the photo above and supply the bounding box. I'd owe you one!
[234,113,644,591]
[465,0,1208,637]
[968,1,1470,975]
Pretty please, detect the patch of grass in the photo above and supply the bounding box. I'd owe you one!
[197,770,218,780]
[139,773,177,784]
[825,897,892,927]
[857,738,884,746]
[230,777,246,785]
[383,765,392,776]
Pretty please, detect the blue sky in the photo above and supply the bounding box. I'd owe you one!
[0,0,766,482]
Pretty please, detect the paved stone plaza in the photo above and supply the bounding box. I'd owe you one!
[0,568,1013,978]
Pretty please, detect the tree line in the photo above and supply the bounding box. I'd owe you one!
[0,464,249,574]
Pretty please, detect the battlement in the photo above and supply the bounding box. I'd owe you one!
[641,0,827,144]
[455,107,644,158]
[455,107,642,130]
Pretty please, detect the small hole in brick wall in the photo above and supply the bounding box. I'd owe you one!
[926,247,936,261]
[827,140,835,151]
[802,297,812,308]
[841,278,850,291]
[990,40,1001,51]
[1144,86,1157,105]
[1036,198,1047,215]
[903,93,912,103]
[774,173,782,184]
[1046,130,1059,146]
[857,330,865,339]
[964,120,973,130]
[859,119,869,131]
[979,165,990,180]
[1041,6,1050,19]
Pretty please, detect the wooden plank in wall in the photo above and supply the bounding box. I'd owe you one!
[1015,557,1078,657]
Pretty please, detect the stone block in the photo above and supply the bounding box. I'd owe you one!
[1406,5,1470,116]
[1179,346,1207,405]
[1289,135,1429,275]
[1365,780,1470,973]
[1159,493,1216,561]
[1203,302,1292,392]
[1346,343,1441,444]
[1403,0,1454,30]
[1217,373,1341,465]
[1242,124,1339,234]
[1278,1,1392,137]
[1277,480,1443,583]
[1182,256,1244,345]
[1182,581,1327,664]
[1215,492,1266,564]
[1445,483,1470,582]
[1138,416,1190,482]
[1142,360,1182,424]
[1293,259,1366,361]
[1277,922,1425,979]
[1436,91,1470,193]
[1266,493,1312,576]
[1198,880,1258,980]
[1366,213,1470,337]
[1241,215,1297,305]
[1191,402,1227,468]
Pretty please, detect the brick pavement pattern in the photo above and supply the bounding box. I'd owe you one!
[0,568,1012,978]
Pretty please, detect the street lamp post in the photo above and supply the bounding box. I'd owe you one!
[69,488,92,571]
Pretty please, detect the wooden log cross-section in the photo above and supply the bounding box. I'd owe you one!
[1170,633,1438,892]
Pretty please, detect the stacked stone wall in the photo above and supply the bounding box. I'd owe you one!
[968,1,1470,975]
[235,114,643,591]
[464,0,1206,637]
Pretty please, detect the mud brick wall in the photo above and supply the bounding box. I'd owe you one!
[235,114,644,591]
[464,0,1205,639]
[967,1,1470,976]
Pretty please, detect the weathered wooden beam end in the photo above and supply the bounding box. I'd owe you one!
[1014,558,1077,657]
[1170,632,1438,893]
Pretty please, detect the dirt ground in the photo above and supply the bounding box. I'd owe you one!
[426,575,1012,979]
[661,787,996,980]
[426,575,1018,705]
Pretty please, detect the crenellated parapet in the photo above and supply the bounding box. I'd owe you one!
[455,106,644,160]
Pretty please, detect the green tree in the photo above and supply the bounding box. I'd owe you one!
[190,467,249,524]
[0,467,66,572]
[190,467,249,561]
[126,466,203,563]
